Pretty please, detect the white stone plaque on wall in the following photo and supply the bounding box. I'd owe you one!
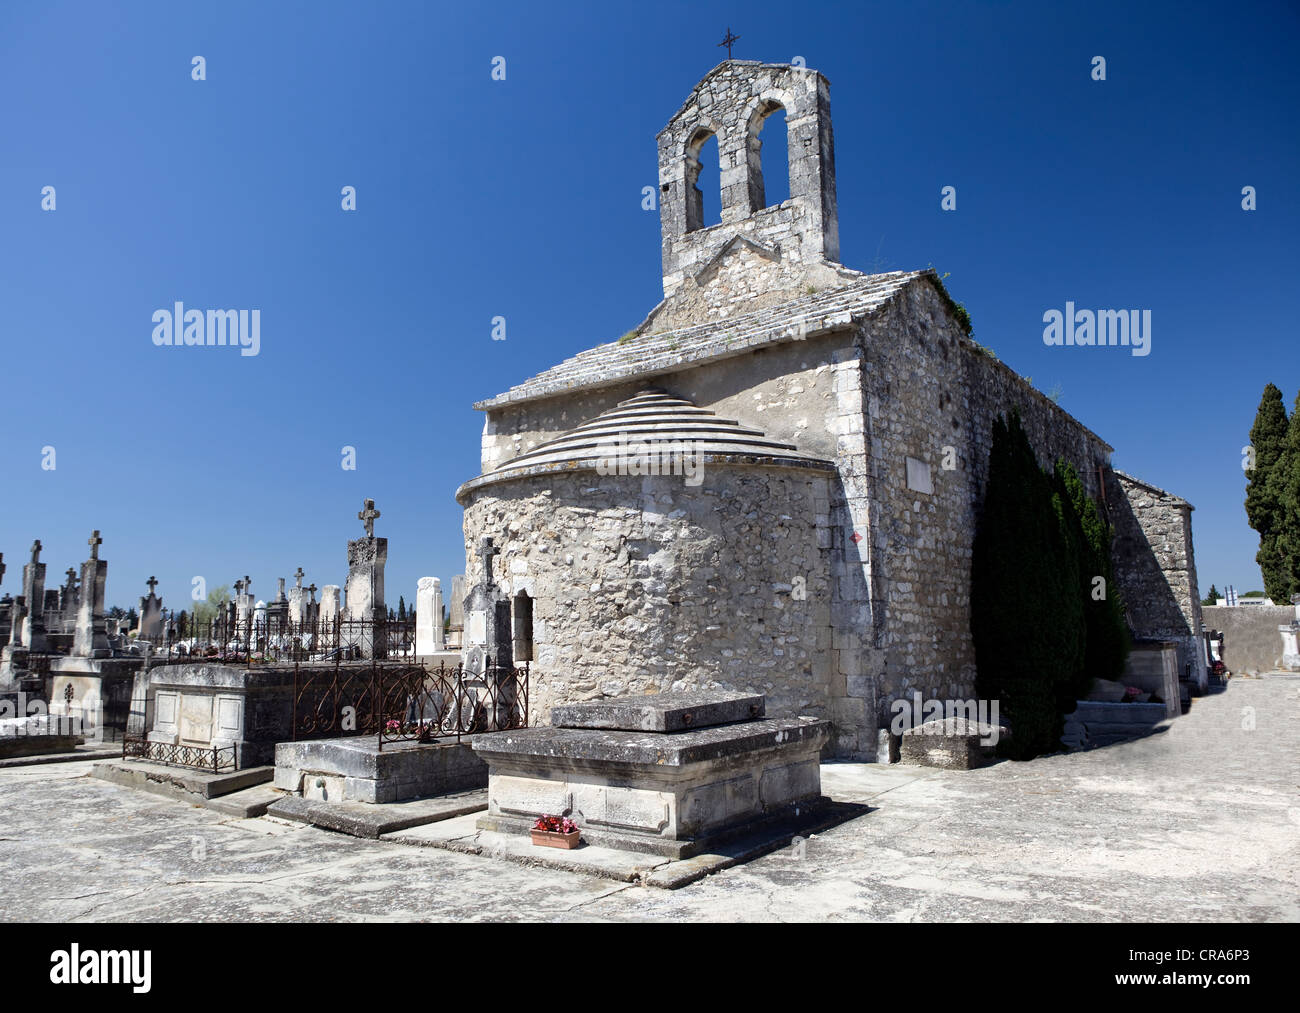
[905,457,933,494]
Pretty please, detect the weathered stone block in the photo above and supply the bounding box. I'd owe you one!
[473,712,829,858]
[552,689,765,732]
[898,716,1005,770]
[275,736,487,804]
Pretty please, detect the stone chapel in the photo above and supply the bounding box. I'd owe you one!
[455,60,1206,758]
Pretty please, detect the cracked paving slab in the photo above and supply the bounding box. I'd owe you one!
[0,680,1295,921]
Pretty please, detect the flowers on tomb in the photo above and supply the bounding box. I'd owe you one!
[533,814,578,835]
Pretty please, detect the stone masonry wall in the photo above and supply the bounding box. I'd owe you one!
[1200,604,1294,676]
[472,276,1130,757]
[461,464,835,731]
[479,334,857,474]
[657,62,838,298]
[475,332,875,756]
[1108,472,1206,688]
[857,278,1115,734]
[644,241,861,333]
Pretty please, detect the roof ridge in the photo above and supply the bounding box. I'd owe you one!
[474,270,930,411]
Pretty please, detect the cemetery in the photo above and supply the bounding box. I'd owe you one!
[2,54,1291,919]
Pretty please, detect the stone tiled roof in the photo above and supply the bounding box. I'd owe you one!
[1112,470,1191,507]
[499,388,827,471]
[456,388,834,502]
[474,270,929,411]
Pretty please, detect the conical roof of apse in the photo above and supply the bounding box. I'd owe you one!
[497,388,823,470]
[456,388,832,501]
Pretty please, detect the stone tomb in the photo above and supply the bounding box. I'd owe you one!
[144,663,294,768]
[273,736,486,804]
[472,690,830,858]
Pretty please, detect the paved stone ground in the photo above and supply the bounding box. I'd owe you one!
[0,678,1295,922]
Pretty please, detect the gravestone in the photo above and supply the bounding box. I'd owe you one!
[7,597,25,648]
[138,576,163,639]
[61,567,78,611]
[21,541,50,653]
[416,577,444,655]
[462,538,511,675]
[266,577,288,632]
[449,575,465,632]
[72,532,109,658]
[320,585,341,625]
[42,589,61,630]
[462,538,515,728]
[345,500,387,657]
[287,568,308,625]
[235,576,255,639]
[253,600,267,645]
[0,596,28,690]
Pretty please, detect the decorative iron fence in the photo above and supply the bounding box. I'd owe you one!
[122,735,237,773]
[376,661,529,749]
[291,662,385,739]
[146,613,415,667]
[289,658,529,748]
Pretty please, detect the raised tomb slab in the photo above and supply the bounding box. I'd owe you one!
[550,689,765,732]
[273,737,486,804]
[472,690,830,859]
[141,663,294,768]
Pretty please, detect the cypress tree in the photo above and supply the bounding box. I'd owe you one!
[972,411,1084,759]
[1054,459,1130,692]
[1048,468,1088,709]
[1271,389,1300,601]
[1245,384,1291,602]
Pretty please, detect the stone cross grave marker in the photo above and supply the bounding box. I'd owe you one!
[359,499,380,538]
[21,540,48,652]
[73,531,109,657]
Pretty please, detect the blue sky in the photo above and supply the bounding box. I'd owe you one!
[0,0,1296,612]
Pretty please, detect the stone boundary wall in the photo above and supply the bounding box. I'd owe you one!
[1201,604,1294,675]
